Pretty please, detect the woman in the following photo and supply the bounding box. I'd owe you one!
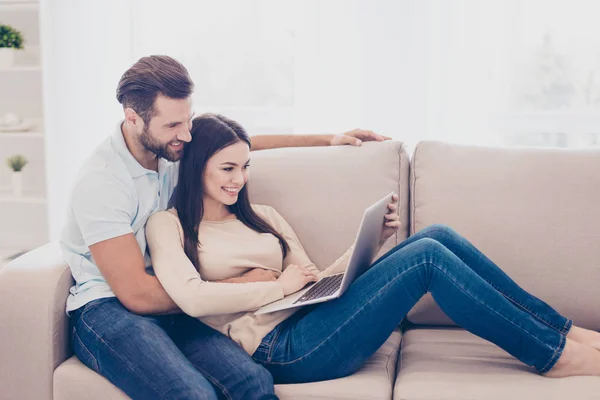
[146,113,600,385]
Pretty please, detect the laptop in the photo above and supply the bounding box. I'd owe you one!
[254,191,395,315]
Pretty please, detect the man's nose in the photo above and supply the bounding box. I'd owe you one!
[178,127,192,143]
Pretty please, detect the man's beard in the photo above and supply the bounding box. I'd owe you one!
[140,125,182,162]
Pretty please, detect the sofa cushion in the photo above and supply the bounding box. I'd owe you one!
[54,329,402,400]
[408,141,600,328]
[249,141,410,268]
[394,328,600,400]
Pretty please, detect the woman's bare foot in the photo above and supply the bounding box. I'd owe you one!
[566,326,600,351]
[544,338,600,378]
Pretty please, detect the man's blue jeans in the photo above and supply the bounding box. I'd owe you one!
[252,224,572,383]
[70,298,278,400]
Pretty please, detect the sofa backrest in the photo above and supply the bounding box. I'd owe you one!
[248,141,410,269]
[408,141,600,329]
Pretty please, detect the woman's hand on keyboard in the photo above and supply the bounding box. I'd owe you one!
[277,264,319,296]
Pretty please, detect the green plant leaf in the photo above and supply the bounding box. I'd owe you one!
[6,155,28,171]
[0,24,24,49]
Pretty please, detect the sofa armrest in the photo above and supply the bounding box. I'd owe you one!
[0,242,73,400]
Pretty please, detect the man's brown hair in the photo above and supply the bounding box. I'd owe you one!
[116,55,194,123]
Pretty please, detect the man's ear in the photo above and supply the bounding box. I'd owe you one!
[124,108,141,127]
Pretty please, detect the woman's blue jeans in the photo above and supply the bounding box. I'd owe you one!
[252,224,572,384]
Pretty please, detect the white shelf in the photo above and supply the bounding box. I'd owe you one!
[0,131,43,138]
[0,132,43,138]
[0,119,44,137]
[0,194,46,204]
[0,1,38,11]
[0,66,41,72]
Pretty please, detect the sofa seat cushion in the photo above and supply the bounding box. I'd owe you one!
[55,329,402,400]
[394,328,600,400]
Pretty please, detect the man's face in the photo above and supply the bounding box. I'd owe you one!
[140,95,194,162]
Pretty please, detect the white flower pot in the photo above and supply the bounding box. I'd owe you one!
[0,48,16,69]
[12,171,23,197]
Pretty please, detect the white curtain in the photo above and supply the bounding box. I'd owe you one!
[42,0,600,240]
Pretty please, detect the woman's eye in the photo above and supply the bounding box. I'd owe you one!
[223,167,233,172]
[243,165,250,170]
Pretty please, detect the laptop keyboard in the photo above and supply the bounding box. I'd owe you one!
[293,274,344,305]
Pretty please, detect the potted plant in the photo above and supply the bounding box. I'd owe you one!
[0,24,25,69]
[6,155,28,197]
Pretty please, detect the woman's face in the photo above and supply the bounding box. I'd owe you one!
[203,141,250,206]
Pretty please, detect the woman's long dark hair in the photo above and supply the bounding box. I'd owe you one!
[176,113,290,271]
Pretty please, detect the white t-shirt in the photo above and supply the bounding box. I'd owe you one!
[60,122,178,312]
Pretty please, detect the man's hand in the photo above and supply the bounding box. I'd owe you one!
[330,129,392,147]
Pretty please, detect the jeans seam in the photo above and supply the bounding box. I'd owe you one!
[79,312,168,400]
[266,325,285,363]
[539,331,567,373]
[560,318,573,335]
[190,364,233,400]
[262,259,557,367]
[73,327,99,371]
[484,280,567,333]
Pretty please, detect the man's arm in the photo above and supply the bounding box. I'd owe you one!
[250,134,331,151]
[71,172,179,315]
[250,129,391,151]
[89,234,179,315]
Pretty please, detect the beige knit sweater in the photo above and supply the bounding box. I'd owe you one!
[146,205,353,355]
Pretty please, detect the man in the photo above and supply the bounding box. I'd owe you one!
[60,55,389,400]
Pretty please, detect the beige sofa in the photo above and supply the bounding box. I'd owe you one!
[1,140,599,399]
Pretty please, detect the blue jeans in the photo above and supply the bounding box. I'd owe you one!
[71,297,278,400]
[252,224,572,383]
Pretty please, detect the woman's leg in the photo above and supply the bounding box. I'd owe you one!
[253,238,579,384]
[373,224,571,335]
[388,225,600,349]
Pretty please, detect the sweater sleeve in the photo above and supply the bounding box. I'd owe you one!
[146,211,285,317]
[256,205,354,279]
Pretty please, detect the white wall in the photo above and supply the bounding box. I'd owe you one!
[41,0,134,239]
[40,0,600,241]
